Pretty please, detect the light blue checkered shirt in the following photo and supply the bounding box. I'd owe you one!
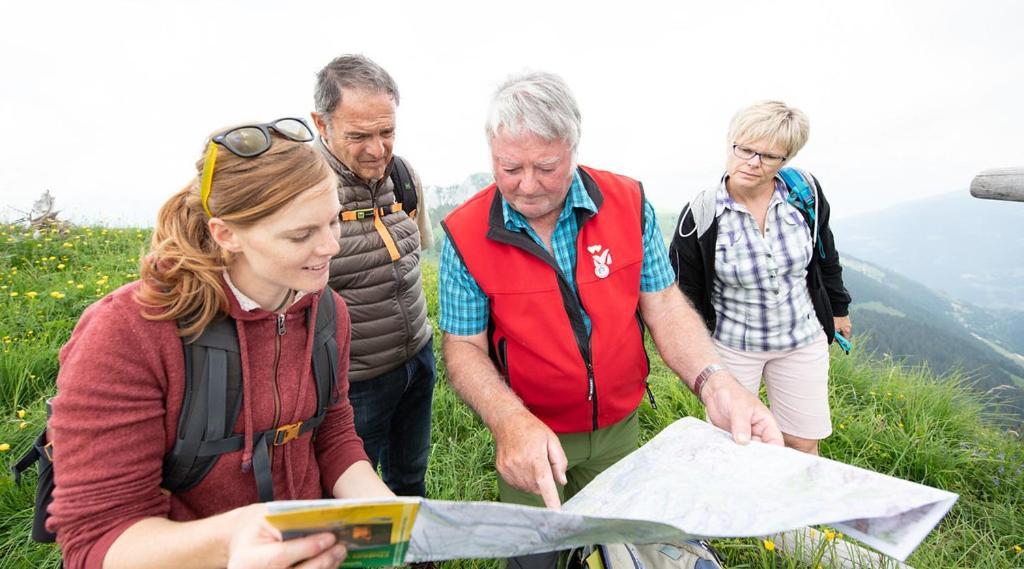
[440,170,674,336]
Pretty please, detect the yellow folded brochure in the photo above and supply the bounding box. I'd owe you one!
[265,497,421,568]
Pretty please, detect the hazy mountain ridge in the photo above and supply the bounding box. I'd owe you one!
[423,173,493,259]
[832,191,1024,309]
[425,172,493,210]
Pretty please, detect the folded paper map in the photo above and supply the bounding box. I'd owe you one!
[269,417,957,564]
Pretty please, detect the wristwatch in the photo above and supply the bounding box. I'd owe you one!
[692,363,725,402]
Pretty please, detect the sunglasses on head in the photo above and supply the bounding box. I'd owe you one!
[200,117,316,217]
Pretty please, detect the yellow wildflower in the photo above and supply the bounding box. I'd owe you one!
[76,284,85,290]
[824,529,836,541]
[50,291,65,299]
[17,409,26,419]
[19,421,28,429]
[57,263,65,269]
[1014,544,1022,554]
[25,291,38,299]
[762,539,775,551]
[0,443,10,452]
[9,291,18,297]
[48,255,56,261]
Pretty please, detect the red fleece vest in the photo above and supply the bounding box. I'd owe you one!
[443,166,650,433]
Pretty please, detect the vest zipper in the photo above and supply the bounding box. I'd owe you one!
[586,363,594,400]
[586,359,598,430]
[270,314,285,460]
[375,185,412,361]
[393,263,411,361]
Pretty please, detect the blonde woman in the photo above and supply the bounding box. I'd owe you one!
[48,119,392,568]
[669,101,852,455]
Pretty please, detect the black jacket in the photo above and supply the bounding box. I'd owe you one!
[668,174,851,344]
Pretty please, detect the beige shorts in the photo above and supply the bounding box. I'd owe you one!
[713,332,832,440]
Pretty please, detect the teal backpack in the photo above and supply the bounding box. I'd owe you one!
[777,167,825,259]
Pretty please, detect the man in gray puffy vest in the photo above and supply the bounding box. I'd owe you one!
[311,54,435,498]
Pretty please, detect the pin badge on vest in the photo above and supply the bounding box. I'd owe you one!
[588,244,613,279]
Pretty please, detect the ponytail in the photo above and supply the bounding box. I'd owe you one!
[136,182,228,339]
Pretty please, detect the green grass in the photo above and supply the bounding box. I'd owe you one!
[1,225,1023,568]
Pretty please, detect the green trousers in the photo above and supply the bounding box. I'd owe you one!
[500,411,640,569]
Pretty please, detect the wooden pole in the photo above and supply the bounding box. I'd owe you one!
[970,167,1024,202]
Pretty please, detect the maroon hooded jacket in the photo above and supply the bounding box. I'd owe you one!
[47,280,369,568]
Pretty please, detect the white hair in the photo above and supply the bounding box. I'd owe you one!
[485,71,582,155]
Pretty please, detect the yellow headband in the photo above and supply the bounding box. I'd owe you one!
[199,142,219,217]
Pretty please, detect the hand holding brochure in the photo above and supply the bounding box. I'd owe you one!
[265,497,420,568]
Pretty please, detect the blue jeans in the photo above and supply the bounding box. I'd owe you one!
[348,338,436,497]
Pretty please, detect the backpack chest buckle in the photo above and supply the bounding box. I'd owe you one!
[273,421,303,446]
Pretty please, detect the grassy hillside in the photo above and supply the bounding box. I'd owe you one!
[1,225,1022,568]
[841,256,1024,427]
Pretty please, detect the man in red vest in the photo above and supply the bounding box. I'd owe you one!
[440,71,782,569]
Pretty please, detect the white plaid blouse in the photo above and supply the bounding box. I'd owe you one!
[711,178,823,352]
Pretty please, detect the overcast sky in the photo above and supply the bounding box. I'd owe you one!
[1,0,1021,226]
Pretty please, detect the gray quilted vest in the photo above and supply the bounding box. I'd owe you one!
[318,140,432,381]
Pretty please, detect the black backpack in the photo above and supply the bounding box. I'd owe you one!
[389,155,418,218]
[11,292,339,543]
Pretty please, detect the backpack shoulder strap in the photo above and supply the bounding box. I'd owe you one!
[389,156,418,218]
[778,168,815,215]
[310,291,340,420]
[778,167,825,258]
[162,316,243,494]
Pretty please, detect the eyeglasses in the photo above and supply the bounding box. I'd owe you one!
[732,144,787,166]
[200,118,316,217]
